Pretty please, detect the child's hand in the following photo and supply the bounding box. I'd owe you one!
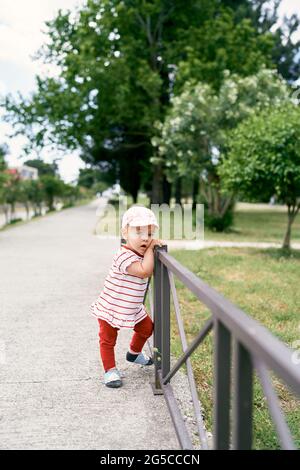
[150,239,165,250]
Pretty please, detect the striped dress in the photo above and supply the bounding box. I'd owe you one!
[89,244,149,329]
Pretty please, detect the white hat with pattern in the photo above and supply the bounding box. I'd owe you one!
[121,205,159,229]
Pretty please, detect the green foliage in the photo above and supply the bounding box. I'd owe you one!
[39,174,65,211]
[0,171,10,204]
[198,193,235,232]
[174,8,275,93]
[218,102,300,205]
[77,167,112,190]
[8,218,22,225]
[218,102,300,247]
[3,173,22,207]
[152,67,292,180]
[0,144,8,171]
[2,0,295,202]
[151,67,292,229]
[92,180,110,195]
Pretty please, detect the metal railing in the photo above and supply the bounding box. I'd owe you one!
[145,245,300,450]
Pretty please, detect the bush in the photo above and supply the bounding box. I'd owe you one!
[197,194,235,232]
[8,218,23,225]
[205,209,234,232]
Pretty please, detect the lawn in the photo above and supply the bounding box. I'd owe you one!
[145,247,300,449]
[202,208,300,244]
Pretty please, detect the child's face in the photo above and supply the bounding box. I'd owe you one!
[122,224,156,254]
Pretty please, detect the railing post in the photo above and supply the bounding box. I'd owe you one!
[160,245,170,382]
[213,319,231,450]
[151,245,164,395]
[232,339,253,449]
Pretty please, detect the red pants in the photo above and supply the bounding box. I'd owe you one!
[98,315,154,372]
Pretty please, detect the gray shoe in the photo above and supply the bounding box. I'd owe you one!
[104,368,123,388]
[126,351,154,366]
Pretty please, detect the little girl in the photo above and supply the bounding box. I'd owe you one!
[89,205,163,388]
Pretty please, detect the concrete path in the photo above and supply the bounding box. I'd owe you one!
[0,198,182,450]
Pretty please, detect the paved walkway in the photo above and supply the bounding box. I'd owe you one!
[0,198,181,450]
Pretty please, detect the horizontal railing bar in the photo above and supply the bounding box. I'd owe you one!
[158,369,194,450]
[158,251,300,396]
[162,318,213,385]
[253,357,296,450]
[168,269,209,449]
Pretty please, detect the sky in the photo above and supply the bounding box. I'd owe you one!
[0,0,299,183]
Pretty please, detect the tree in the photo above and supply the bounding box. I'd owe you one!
[77,167,113,190]
[91,181,110,196]
[151,67,293,230]
[0,144,9,171]
[39,175,65,211]
[18,180,33,220]
[3,172,22,222]
[61,183,81,207]
[23,179,45,216]
[227,0,300,83]
[0,171,10,224]
[173,6,275,94]
[2,0,286,204]
[218,102,300,249]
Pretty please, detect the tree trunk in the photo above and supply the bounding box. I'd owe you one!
[192,176,199,211]
[25,203,30,220]
[151,163,163,204]
[282,204,300,249]
[131,187,138,203]
[162,173,171,204]
[175,177,182,206]
[48,196,54,211]
[119,151,141,204]
[282,213,292,249]
[3,204,9,224]
[11,202,16,221]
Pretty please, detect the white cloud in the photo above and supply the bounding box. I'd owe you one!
[0,0,83,92]
[277,0,300,42]
[278,0,300,17]
[57,152,86,183]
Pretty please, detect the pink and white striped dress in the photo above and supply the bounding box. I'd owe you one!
[89,245,149,329]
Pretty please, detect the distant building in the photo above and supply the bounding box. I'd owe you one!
[5,165,38,180]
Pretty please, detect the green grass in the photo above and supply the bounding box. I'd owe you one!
[203,209,300,243]
[146,247,300,449]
